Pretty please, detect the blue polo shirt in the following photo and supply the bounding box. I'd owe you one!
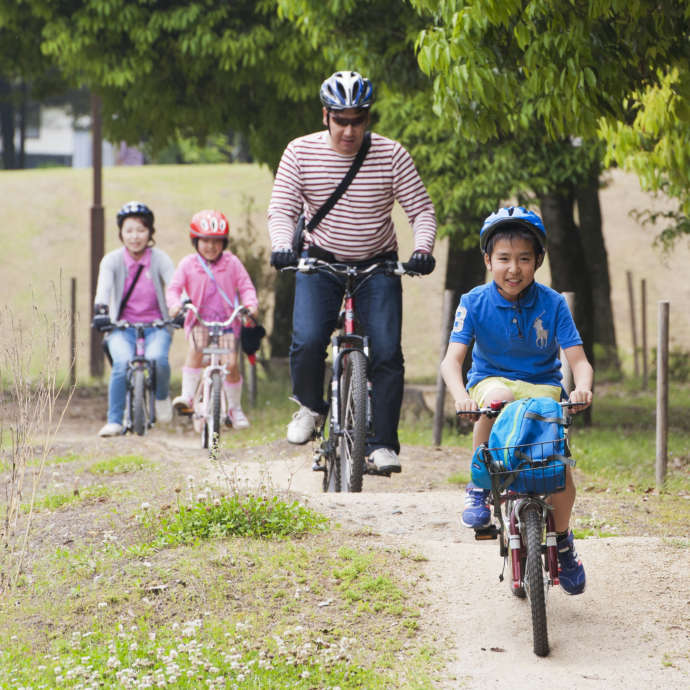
[449,281,582,390]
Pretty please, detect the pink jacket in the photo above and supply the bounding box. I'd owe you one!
[166,252,259,335]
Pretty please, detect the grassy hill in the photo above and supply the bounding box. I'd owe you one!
[1,163,688,384]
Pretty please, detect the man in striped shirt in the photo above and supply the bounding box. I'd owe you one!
[268,71,437,474]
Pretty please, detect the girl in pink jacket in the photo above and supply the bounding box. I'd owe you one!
[167,210,259,428]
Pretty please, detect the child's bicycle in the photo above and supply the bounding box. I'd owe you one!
[458,399,586,657]
[104,319,178,436]
[284,256,417,493]
[181,302,250,456]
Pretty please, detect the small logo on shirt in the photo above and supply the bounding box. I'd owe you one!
[534,317,548,348]
[452,305,467,333]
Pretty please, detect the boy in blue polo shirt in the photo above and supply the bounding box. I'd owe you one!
[440,206,593,594]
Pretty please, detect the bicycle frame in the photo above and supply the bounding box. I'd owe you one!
[107,319,171,435]
[458,399,584,656]
[183,302,248,453]
[290,257,413,491]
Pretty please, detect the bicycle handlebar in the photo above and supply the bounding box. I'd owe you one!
[182,301,249,329]
[456,400,588,419]
[282,256,418,277]
[104,317,180,332]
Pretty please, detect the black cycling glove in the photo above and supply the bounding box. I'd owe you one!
[172,311,186,328]
[270,249,298,270]
[407,251,436,275]
[91,304,112,332]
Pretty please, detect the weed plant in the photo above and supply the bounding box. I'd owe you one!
[141,493,327,548]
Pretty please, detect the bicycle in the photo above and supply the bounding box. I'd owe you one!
[458,399,586,657]
[104,318,177,436]
[285,256,417,493]
[180,302,250,456]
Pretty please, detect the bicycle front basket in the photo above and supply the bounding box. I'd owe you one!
[474,440,569,495]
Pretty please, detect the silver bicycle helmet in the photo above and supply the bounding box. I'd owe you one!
[319,71,374,110]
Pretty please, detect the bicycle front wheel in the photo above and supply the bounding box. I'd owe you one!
[208,371,223,455]
[523,505,549,657]
[338,350,367,492]
[132,368,148,436]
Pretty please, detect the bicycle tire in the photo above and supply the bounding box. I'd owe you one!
[524,505,549,657]
[505,500,526,598]
[209,371,222,455]
[338,350,367,492]
[132,368,147,436]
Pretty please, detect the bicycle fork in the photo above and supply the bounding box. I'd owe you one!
[510,499,560,592]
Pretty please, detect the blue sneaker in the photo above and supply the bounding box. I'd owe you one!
[461,484,491,529]
[557,530,586,595]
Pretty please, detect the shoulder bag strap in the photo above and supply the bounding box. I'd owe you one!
[195,254,236,309]
[117,264,144,320]
[306,131,371,232]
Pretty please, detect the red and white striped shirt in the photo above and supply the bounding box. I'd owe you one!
[268,130,437,261]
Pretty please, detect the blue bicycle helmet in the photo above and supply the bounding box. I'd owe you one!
[319,71,374,111]
[479,206,546,254]
[117,201,154,229]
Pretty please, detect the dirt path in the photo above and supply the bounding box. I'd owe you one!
[53,412,690,689]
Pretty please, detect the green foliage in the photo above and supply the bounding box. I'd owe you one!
[19,0,328,170]
[146,494,327,546]
[412,0,690,243]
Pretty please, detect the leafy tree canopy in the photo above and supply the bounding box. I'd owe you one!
[412,0,690,242]
[21,0,328,171]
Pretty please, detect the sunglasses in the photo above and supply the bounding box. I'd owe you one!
[331,113,368,128]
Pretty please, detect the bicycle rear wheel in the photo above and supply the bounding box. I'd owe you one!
[523,505,549,656]
[338,350,367,492]
[132,368,148,436]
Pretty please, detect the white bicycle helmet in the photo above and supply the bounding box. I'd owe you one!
[319,71,374,110]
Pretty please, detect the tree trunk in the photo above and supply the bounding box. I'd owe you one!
[0,77,17,169]
[540,191,594,425]
[444,235,487,381]
[18,82,27,169]
[269,271,295,358]
[576,168,620,375]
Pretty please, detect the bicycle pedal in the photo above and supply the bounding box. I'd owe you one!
[364,462,391,477]
[474,525,499,540]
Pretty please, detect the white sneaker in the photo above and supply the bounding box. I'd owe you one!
[98,422,123,437]
[172,395,193,414]
[155,397,173,423]
[287,405,323,444]
[368,448,401,473]
[228,407,250,429]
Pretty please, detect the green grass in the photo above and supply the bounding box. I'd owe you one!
[1,533,435,689]
[142,494,328,547]
[30,484,112,512]
[88,454,155,475]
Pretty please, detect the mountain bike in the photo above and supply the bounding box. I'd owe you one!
[182,302,249,456]
[286,257,416,493]
[458,399,586,657]
[104,319,177,436]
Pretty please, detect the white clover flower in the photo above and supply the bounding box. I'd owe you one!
[97,602,107,609]
[141,502,150,511]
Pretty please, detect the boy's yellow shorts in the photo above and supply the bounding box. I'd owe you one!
[468,377,562,407]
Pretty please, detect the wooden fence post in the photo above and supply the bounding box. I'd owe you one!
[560,292,575,394]
[627,270,639,377]
[433,289,455,446]
[641,279,648,390]
[70,277,77,387]
[656,301,669,488]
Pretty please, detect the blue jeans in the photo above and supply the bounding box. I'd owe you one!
[105,327,172,424]
[290,267,404,454]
